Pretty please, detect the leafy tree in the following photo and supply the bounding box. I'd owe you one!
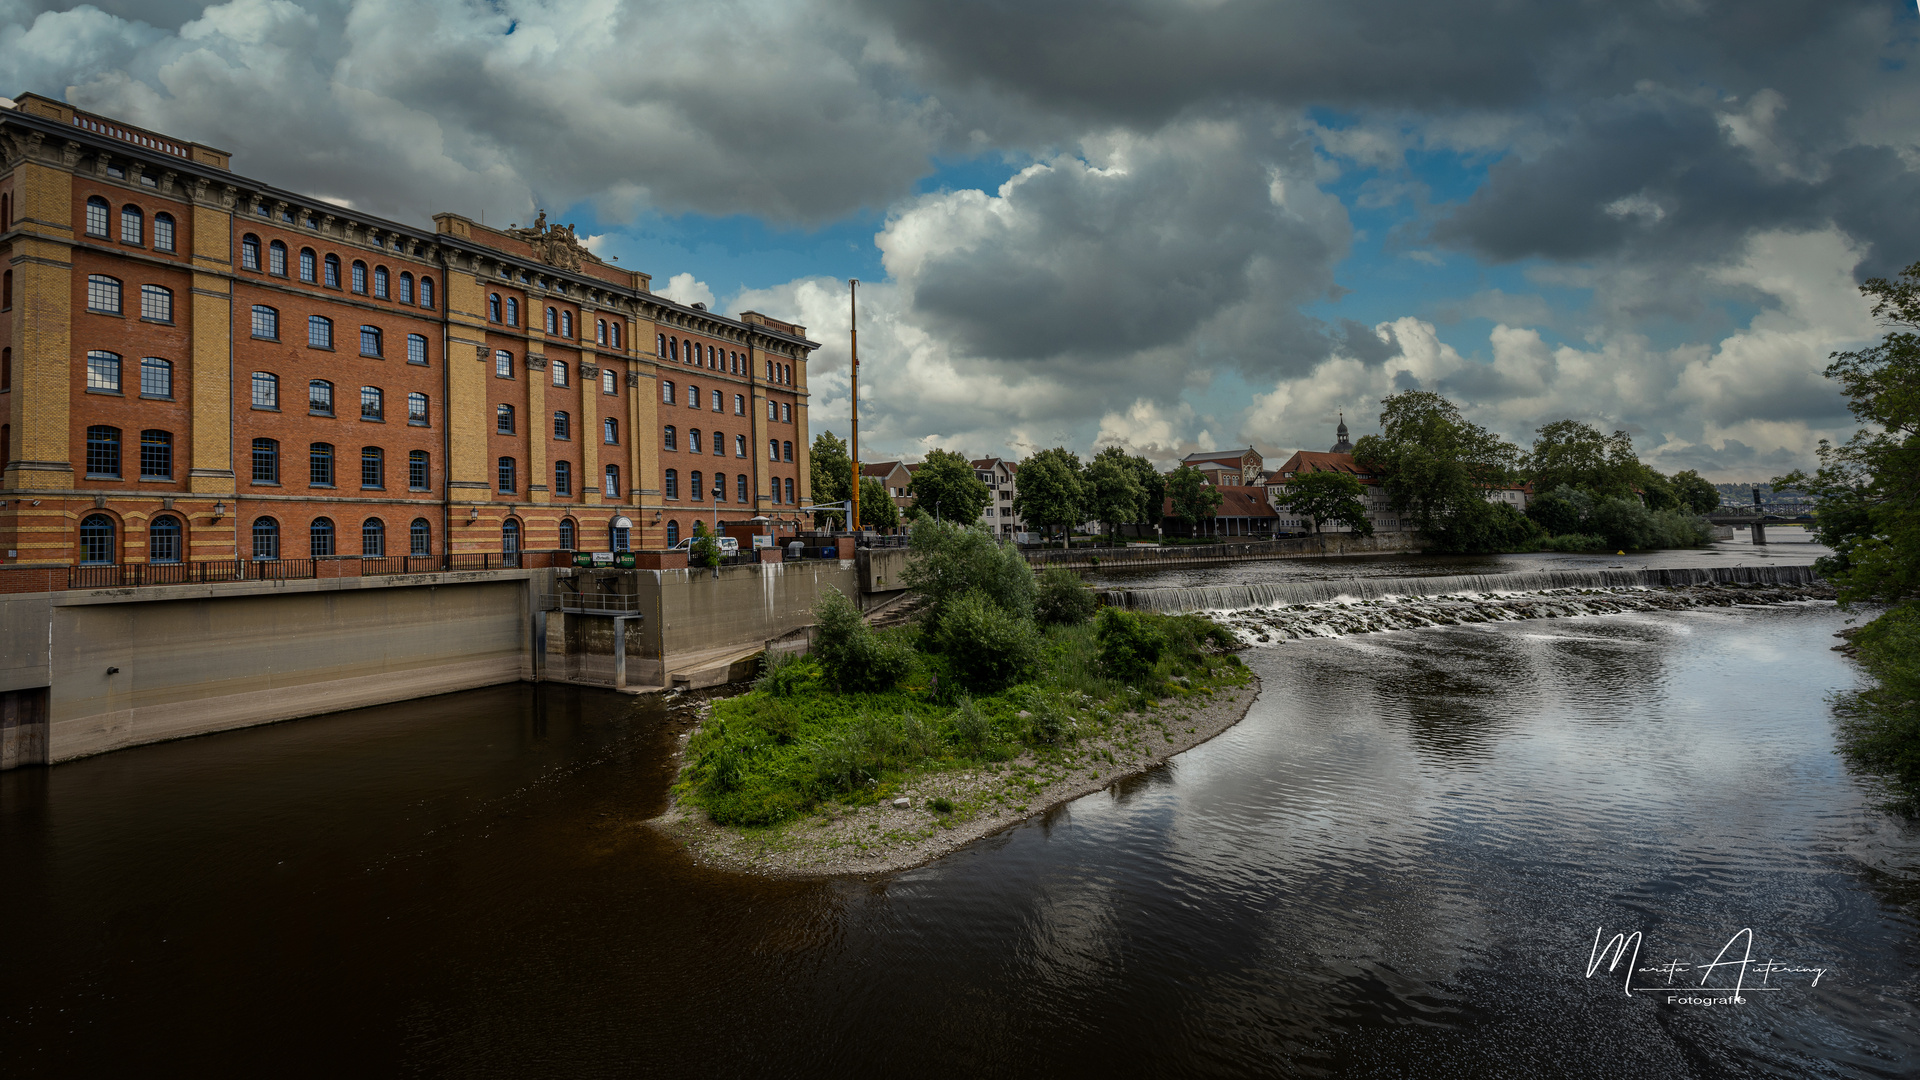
[928,591,1040,692]
[1012,448,1086,547]
[1085,450,1147,540]
[1352,391,1521,550]
[810,431,851,529]
[907,449,991,525]
[1096,608,1163,682]
[689,520,722,569]
[857,475,899,531]
[1164,464,1223,535]
[1127,453,1168,533]
[1272,470,1374,536]
[810,586,911,693]
[1526,484,1589,535]
[1528,420,1644,499]
[1035,567,1098,626]
[1671,470,1720,514]
[901,518,1036,632]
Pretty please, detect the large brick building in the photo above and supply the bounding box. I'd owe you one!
[0,93,817,569]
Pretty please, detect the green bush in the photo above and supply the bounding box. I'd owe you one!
[929,796,955,815]
[812,587,913,693]
[1538,532,1608,553]
[754,651,813,697]
[1096,607,1164,682]
[1835,602,1920,816]
[689,521,723,569]
[903,519,1036,633]
[1035,567,1099,626]
[930,591,1040,692]
[1024,693,1077,745]
[946,694,993,751]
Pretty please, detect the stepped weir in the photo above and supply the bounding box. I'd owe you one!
[1097,565,1822,614]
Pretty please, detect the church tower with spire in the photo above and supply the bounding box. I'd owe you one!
[1329,413,1354,454]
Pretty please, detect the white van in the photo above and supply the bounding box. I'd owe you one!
[670,534,740,554]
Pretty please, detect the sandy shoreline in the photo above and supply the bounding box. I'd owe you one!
[649,672,1261,880]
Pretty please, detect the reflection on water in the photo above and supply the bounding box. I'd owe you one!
[4,605,1918,1077]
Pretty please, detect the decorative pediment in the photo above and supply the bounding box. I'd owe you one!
[507,210,591,272]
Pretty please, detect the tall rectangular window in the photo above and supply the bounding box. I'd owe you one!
[121,206,144,245]
[554,460,572,496]
[603,418,618,445]
[87,350,122,392]
[138,430,172,478]
[299,248,316,282]
[712,389,722,412]
[407,334,427,365]
[602,370,617,395]
[553,411,570,440]
[251,305,278,340]
[85,425,121,476]
[359,326,381,357]
[139,357,172,398]
[153,214,174,251]
[252,371,278,409]
[361,386,382,420]
[309,316,333,348]
[552,361,568,387]
[408,392,429,425]
[309,380,334,415]
[85,198,110,236]
[498,457,516,493]
[604,465,620,498]
[252,438,279,483]
[351,262,367,294]
[361,447,384,489]
[495,350,513,378]
[409,451,430,491]
[140,285,173,322]
[310,443,334,486]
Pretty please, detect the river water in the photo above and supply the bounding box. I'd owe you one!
[6,536,1919,1077]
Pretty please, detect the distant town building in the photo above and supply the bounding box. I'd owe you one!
[1329,414,1354,454]
[1159,485,1276,538]
[1181,447,1262,486]
[861,460,915,515]
[970,456,1023,536]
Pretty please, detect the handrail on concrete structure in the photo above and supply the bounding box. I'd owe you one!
[545,592,646,615]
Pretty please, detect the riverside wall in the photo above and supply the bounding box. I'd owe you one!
[1025,532,1420,571]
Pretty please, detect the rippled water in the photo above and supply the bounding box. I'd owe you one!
[4,598,1916,1077]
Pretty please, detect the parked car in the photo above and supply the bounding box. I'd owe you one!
[670,534,740,554]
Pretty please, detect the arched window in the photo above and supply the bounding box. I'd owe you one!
[2,347,10,391]
[658,333,667,357]
[359,325,381,357]
[299,247,316,282]
[505,297,518,325]
[310,442,334,486]
[784,477,795,504]
[410,518,432,556]
[611,519,631,552]
[769,439,779,461]
[252,437,279,483]
[361,518,385,556]
[241,234,261,270]
[710,430,723,457]
[408,392,428,425]
[783,441,793,462]
[690,470,704,502]
[552,360,569,387]
[153,213,175,252]
[268,239,287,276]
[361,446,384,489]
[419,277,434,308]
[308,315,333,349]
[669,337,679,362]
[662,380,675,404]
[689,429,702,455]
[501,519,521,555]
[360,386,383,420]
[553,411,570,440]
[309,380,334,416]
[496,404,514,434]
[309,517,336,557]
[85,196,110,237]
[139,429,172,478]
[121,204,144,245]
[86,274,122,314]
[139,357,172,398]
[603,418,619,445]
[712,472,725,501]
[3,269,10,309]
[251,305,279,340]
[407,333,427,365]
[782,403,792,423]
[546,307,558,333]
[150,514,183,564]
[602,369,617,395]
[665,469,679,499]
[604,464,620,498]
[561,311,573,338]
[1,192,8,230]
[351,261,368,294]
[688,384,699,408]
[664,426,677,451]
[408,450,430,491]
[79,514,115,564]
[488,293,501,322]
[554,459,572,496]
[735,434,746,458]
[252,517,280,560]
[497,457,516,493]
[558,518,577,550]
[398,272,413,304]
[373,266,389,298]
[140,284,173,323]
[737,474,749,502]
[597,319,607,344]
[251,371,278,409]
[84,348,120,392]
[324,254,341,288]
[666,520,680,546]
[495,350,513,378]
[734,394,745,416]
[85,425,121,477]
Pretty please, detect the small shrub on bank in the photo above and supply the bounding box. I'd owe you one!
[813,587,913,692]
[1096,607,1164,682]
[1035,567,1099,626]
[946,694,993,752]
[1537,532,1608,553]
[755,651,813,697]
[903,519,1036,635]
[931,591,1041,692]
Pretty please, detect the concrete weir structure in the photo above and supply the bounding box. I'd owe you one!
[0,554,889,770]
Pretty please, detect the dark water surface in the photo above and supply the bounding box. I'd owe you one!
[5,600,1918,1077]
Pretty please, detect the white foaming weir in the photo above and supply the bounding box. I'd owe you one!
[1096,565,1822,614]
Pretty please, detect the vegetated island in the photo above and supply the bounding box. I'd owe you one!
[649,520,1256,878]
